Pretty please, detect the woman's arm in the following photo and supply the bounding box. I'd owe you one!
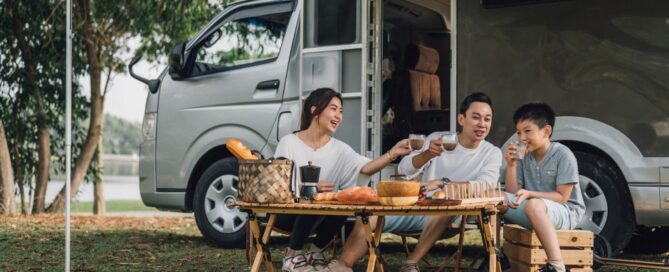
[360,139,411,175]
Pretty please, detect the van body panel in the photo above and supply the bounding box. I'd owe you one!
[155,0,299,190]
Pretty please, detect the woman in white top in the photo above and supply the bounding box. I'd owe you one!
[275,88,410,272]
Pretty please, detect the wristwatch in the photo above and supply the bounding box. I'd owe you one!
[439,177,450,189]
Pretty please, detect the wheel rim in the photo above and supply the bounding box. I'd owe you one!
[576,175,608,234]
[204,174,247,233]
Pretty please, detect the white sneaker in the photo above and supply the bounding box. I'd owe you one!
[399,262,420,272]
[282,251,316,272]
[324,260,353,272]
[305,244,327,270]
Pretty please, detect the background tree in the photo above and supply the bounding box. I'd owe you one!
[0,0,90,214]
[0,119,14,214]
[47,0,218,213]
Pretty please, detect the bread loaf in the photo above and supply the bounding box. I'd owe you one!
[335,187,378,202]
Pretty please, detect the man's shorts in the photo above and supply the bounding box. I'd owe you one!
[382,215,462,233]
[503,192,571,230]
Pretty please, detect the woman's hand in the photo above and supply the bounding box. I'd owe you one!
[316,180,336,192]
[505,143,517,167]
[425,179,445,191]
[424,138,444,158]
[509,189,532,208]
[389,139,411,159]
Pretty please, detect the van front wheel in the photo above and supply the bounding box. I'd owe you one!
[574,152,635,255]
[193,158,246,248]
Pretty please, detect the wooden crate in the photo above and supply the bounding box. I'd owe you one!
[503,224,594,272]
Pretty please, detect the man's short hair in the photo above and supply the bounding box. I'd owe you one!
[459,92,493,116]
[512,102,556,129]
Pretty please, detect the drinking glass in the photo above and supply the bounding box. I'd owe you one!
[409,134,425,151]
[441,132,458,151]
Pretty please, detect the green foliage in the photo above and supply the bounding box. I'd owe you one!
[102,115,142,155]
[0,0,90,188]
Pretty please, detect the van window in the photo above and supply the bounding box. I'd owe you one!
[196,11,291,69]
[305,0,359,47]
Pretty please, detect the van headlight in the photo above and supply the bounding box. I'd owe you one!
[142,113,157,141]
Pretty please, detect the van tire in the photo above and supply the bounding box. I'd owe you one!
[193,157,246,248]
[574,152,635,255]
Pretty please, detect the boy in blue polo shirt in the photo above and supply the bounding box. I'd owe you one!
[502,103,585,272]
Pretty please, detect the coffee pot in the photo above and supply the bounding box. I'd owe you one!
[299,161,320,201]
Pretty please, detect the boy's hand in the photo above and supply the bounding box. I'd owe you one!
[317,180,336,192]
[424,138,444,158]
[505,143,518,167]
[510,189,532,208]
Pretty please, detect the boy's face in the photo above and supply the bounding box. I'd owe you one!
[516,119,552,152]
[457,102,493,142]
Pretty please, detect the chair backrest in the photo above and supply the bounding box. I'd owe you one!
[405,44,441,112]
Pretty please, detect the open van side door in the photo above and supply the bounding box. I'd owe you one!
[295,0,382,163]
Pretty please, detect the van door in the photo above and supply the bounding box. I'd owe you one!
[154,1,298,189]
[298,0,381,162]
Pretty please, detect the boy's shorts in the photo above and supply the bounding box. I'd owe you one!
[503,192,571,230]
[382,215,460,233]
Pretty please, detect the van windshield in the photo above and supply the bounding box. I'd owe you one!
[196,11,291,70]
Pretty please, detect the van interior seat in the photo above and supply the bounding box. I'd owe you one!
[391,44,449,138]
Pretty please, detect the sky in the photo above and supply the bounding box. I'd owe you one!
[79,50,165,124]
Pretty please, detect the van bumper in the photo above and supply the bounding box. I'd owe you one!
[630,185,669,226]
[140,140,188,211]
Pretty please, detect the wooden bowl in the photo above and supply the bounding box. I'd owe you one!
[376,181,420,197]
[378,196,419,206]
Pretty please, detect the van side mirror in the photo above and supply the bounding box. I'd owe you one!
[168,42,188,78]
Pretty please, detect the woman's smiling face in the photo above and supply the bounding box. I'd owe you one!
[312,97,343,133]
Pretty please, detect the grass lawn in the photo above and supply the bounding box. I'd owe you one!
[17,200,159,214]
[0,215,667,271]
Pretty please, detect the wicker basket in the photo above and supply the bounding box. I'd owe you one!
[238,159,295,203]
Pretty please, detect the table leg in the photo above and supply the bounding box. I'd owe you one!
[249,213,276,272]
[248,214,264,272]
[479,212,499,272]
[361,214,384,272]
[375,216,385,272]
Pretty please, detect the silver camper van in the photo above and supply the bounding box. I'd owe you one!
[131,0,669,253]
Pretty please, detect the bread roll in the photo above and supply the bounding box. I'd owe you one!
[433,191,446,199]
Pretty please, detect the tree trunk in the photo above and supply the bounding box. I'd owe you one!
[0,120,15,214]
[7,0,51,214]
[93,131,105,215]
[47,0,104,213]
[31,126,50,214]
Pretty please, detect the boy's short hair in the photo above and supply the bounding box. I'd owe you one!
[459,92,493,115]
[513,102,556,129]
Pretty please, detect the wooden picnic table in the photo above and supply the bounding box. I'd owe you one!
[235,200,503,272]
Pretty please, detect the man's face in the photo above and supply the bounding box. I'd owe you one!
[457,102,493,142]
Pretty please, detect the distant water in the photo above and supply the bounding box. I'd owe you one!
[43,176,141,202]
[16,154,142,203]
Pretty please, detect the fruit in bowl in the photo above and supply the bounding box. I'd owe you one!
[376,180,420,206]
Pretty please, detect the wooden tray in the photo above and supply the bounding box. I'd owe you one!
[415,199,462,206]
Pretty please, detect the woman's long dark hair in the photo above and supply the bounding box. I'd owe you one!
[298,88,343,131]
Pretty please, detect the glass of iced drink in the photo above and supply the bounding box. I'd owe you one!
[441,132,458,151]
[409,134,425,151]
[513,141,528,160]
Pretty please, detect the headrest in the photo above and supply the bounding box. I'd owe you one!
[405,44,439,74]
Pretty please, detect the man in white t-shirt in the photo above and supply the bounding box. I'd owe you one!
[326,92,502,272]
